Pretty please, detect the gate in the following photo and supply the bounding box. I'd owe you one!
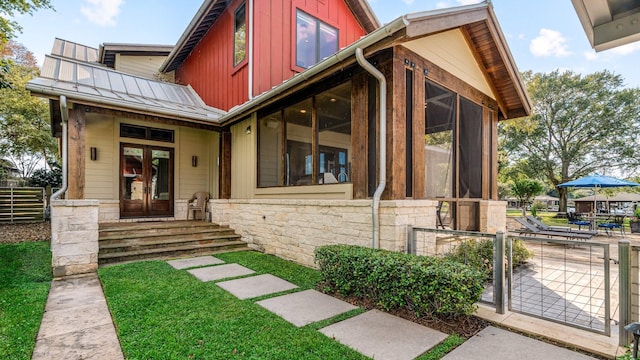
[0,187,46,223]
[508,235,611,336]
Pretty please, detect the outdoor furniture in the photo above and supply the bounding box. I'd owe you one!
[597,215,625,236]
[513,217,593,240]
[525,215,598,236]
[187,192,210,221]
[567,212,591,230]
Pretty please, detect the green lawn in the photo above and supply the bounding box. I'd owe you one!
[0,241,52,360]
[99,251,465,359]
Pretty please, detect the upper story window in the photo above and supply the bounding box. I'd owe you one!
[234,3,247,66]
[295,10,338,69]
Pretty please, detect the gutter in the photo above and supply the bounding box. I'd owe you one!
[219,15,408,124]
[355,48,386,249]
[51,96,68,200]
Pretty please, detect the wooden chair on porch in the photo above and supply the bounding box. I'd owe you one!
[187,192,210,221]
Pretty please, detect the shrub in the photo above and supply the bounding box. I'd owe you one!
[441,239,533,281]
[314,245,485,318]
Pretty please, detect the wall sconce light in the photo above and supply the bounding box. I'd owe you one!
[423,68,429,76]
[90,147,97,161]
[192,155,198,167]
[245,125,252,135]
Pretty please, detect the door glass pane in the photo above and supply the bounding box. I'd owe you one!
[151,149,170,200]
[123,146,144,200]
[285,98,313,186]
[425,80,455,198]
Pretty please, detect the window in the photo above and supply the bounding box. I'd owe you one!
[257,81,352,187]
[120,124,174,143]
[234,3,246,66]
[295,10,338,69]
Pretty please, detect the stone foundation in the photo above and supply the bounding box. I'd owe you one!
[51,200,100,277]
[210,199,437,267]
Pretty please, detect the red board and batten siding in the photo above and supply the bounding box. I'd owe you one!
[177,0,367,111]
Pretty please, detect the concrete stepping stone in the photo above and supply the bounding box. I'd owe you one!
[187,263,255,282]
[256,289,357,327]
[217,274,298,299]
[167,255,224,269]
[319,309,447,360]
[442,326,596,360]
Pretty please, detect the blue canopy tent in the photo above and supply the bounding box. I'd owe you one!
[558,174,640,213]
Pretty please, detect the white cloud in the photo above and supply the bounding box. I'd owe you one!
[583,50,599,61]
[457,0,482,5]
[401,0,415,4]
[529,28,572,57]
[518,34,526,40]
[608,42,640,55]
[81,0,123,27]
[435,2,449,8]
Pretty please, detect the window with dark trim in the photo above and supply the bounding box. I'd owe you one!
[120,124,174,143]
[234,3,247,66]
[295,9,338,69]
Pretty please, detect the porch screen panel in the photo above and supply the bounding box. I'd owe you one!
[425,80,455,198]
[258,110,283,187]
[285,98,313,186]
[458,97,482,198]
[317,81,351,184]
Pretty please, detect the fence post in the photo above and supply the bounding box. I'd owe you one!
[620,240,632,346]
[406,225,414,255]
[495,231,506,314]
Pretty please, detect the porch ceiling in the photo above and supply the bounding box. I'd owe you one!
[572,0,640,51]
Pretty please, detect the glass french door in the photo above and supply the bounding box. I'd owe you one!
[120,144,173,218]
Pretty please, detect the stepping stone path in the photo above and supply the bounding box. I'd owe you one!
[170,255,449,359]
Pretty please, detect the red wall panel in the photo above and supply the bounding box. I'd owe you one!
[176,0,367,111]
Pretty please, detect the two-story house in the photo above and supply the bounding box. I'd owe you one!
[27,0,530,275]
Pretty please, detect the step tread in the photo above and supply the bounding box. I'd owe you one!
[99,234,242,249]
[98,240,247,259]
[99,228,234,241]
[99,221,224,233]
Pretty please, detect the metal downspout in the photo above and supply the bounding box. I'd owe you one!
[355,48,386,249]
[247,0,254,100]
[51,96,68,200]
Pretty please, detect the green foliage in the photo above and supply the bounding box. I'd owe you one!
[510,178,543,213]
[500,70,640,212]
[416,334,465,360]
[442,239,533,281]
[99,253,368,359]
[314,245,485,318]
[0,241,51,360]
[28,163,61,187]
[0,1,53,45]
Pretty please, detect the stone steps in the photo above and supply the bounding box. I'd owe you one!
[98,221,247,265]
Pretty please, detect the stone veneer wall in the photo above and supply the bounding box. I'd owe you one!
[209,199,437,267]
[50,200,100,277]
[479,200,507,233]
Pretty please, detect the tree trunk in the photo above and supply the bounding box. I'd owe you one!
[558,187,568,212]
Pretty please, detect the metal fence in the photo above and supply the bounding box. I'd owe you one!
[508,235,611,336]
[407,226,613,337]
[0,187,46,223]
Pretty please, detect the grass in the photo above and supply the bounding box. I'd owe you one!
[99,251,467,359]
[0,241,52,360]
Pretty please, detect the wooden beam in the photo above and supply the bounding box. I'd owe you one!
[351,72,368,199]
[219,130,232,199]
[390,56,406,200]
[405,8,487,38]
[67,108,86,199]
[412,67,426,199]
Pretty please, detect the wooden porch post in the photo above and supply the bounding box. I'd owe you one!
[351,72,368,199]
[67,108,85,199]
[219,129,232,199]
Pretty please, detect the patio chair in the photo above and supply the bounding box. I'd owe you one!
[513,217,592,240]
[597,215,625,236]
[525,215,598,236]
[567,212,591,230]
[187,191,210,221]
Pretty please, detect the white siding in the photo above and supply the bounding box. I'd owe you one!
[85,114,116,200]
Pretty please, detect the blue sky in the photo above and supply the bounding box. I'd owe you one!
[10,0,640,88]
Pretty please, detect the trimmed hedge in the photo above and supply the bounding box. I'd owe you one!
[314,245,485,318]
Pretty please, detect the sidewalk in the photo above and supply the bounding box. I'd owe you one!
[32,255,601,359]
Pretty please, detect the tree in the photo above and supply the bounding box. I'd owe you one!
[0,41,58,178]
[500,70,640,212]
[1,0,53,88]
[510,178,543,216]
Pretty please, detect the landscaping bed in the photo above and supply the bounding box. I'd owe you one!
[0,222,51,243]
